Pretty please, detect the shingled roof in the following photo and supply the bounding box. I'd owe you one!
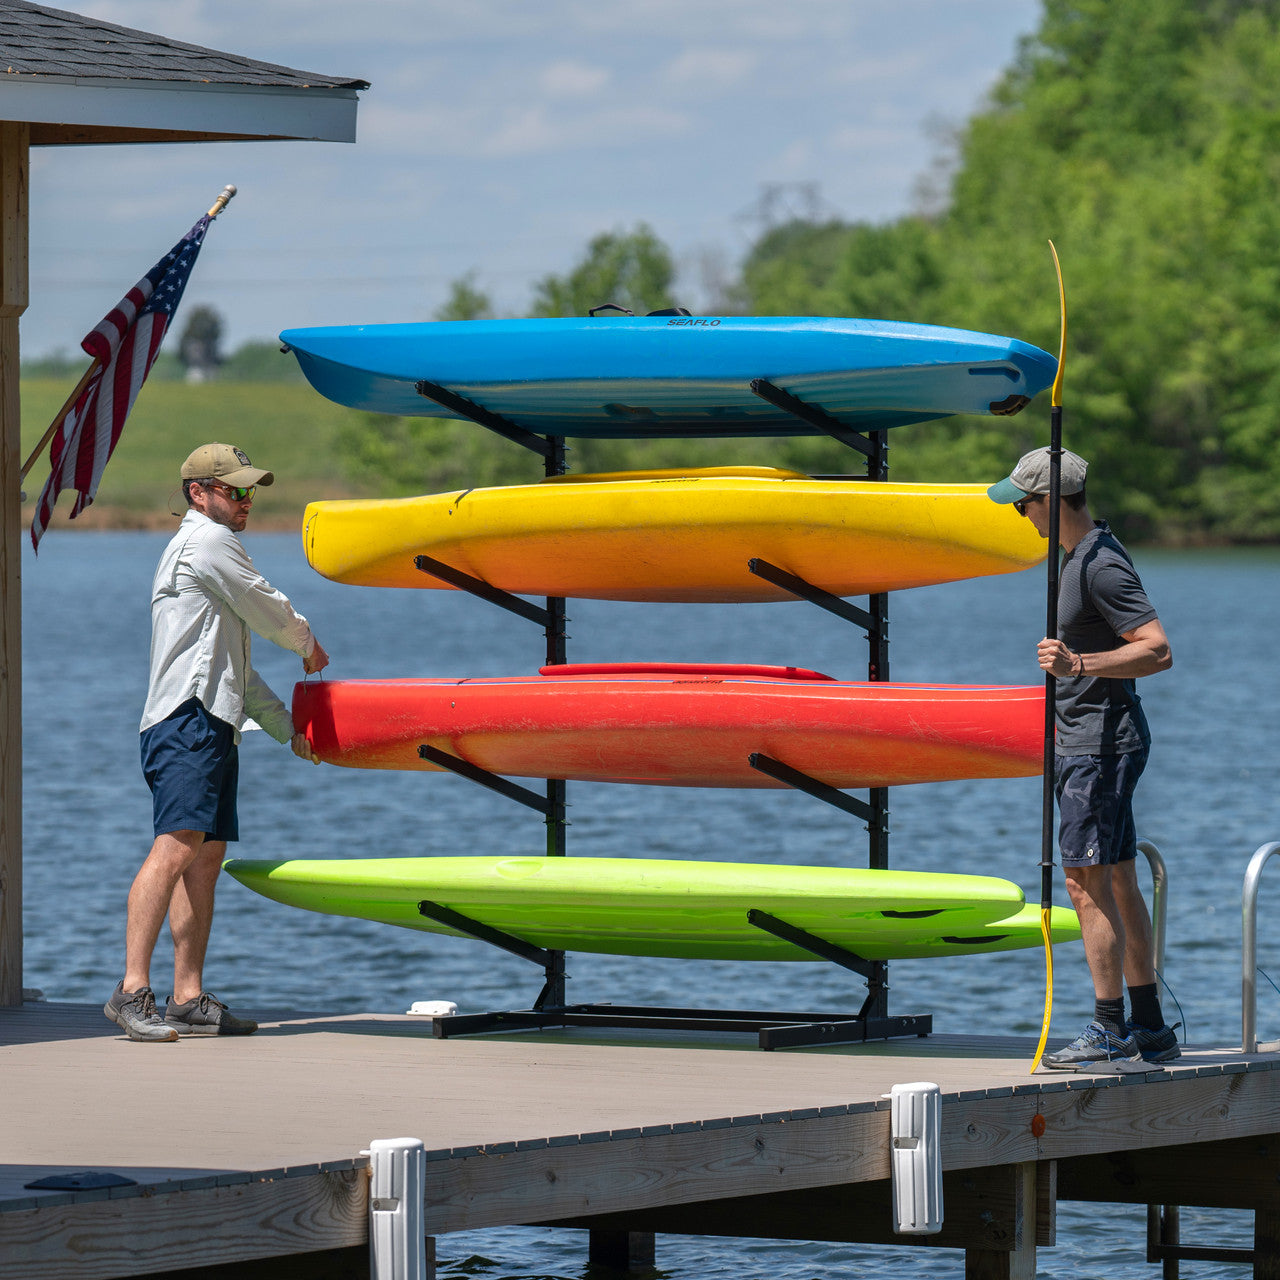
[0,0,369,89]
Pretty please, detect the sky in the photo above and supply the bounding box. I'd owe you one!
[22,0,1042,359]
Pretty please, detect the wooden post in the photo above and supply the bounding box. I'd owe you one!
[964,1162,1038,1280]
[588,1229,656,1271]
[0,121,28,1008]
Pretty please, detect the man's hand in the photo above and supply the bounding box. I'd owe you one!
[303,640,330,675]
[1037,637,1080,678]
[291,732,321,765]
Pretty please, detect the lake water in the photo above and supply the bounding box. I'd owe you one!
[19,532,1280,1278]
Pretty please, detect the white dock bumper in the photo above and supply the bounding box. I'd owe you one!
[890,1081,943,1234]
[368,1137,427,1279]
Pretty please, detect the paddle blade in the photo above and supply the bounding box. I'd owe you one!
[1048,240,1067,408]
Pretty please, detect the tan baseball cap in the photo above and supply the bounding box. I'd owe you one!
[180,443,274,487]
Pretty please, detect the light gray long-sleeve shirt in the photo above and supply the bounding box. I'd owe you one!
[140,509,315,744]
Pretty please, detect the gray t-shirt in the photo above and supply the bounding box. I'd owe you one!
[1055,521,1157,755]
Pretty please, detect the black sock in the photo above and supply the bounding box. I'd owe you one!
[1095,997,1127,1036]
[1128,983,1163,1030]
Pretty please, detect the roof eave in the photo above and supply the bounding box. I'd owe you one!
[0,74,362,144]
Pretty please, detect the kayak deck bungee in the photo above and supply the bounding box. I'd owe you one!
[293,664,1045,789]
[279,316,1057,437]
[222,855,1082,962]
[302,468,1046,602]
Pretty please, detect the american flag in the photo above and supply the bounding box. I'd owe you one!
[30,214,212,552]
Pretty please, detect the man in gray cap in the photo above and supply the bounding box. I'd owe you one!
[989,446,1176,1068]
[104,444,329,1042]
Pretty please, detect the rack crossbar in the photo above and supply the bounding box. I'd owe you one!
[417,744,552,814]
[415,379,552,458]
[747,558,877,631]
[748,752,878,825]
[746,909,875,980]
[417,900,551,966]
[414,555,550,626]
[748,378,875,458]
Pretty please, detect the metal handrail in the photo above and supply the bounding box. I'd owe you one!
[1242,842,1280,1053]
[1137,839,1168,973]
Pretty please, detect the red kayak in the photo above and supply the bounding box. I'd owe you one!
[293,663,1043,790]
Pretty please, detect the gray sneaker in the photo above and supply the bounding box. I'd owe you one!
[1042,1019,1144,1070]
[165,991,258,1036]
[104,981,179,1042]
[1128,1020,1182,1063]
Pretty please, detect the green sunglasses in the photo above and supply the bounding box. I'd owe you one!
[205,480,256,502]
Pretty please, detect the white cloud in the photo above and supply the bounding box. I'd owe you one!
[538,60,611,98]
[480,103,690,157]
[663,48,759,90]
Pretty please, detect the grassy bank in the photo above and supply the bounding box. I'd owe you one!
[19,378,374,533]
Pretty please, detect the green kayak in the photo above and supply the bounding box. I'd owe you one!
[224,855,1081,962]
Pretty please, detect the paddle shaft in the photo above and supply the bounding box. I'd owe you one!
[1040,405,1063,910]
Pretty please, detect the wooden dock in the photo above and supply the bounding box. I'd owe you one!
[4,999,1280,1279]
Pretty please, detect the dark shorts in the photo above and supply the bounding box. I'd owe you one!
[140,698,239,842]
[1055,744,1149,868]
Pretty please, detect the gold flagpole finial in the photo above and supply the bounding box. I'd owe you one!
[208,185,238,219]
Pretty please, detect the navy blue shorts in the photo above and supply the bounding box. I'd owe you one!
[1055,744,1149,868]
[140,698,239,842]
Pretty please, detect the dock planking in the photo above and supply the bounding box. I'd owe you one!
[3,1000,1280,1278]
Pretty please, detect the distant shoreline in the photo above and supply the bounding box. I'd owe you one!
[19,504,1280,549]
[20,505,305,535]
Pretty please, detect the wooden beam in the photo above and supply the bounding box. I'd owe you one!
[941,1072,1280,1169]
[0,1170,367,1279]
[545,1161,1054,1253]
[1058,1135,1280,1210]
[0,120,28,1009]
[139,1244,370,1280]
[425,1112,892,1234]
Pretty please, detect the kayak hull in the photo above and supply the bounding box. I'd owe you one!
[223,855,1081,961]
[279,316,1057,437]
[302,469,1046,601]
[292,672,1045,788]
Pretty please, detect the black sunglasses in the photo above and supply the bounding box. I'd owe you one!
[1013,494,1043,516]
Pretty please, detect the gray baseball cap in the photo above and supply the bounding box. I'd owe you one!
[987,446,1087,504]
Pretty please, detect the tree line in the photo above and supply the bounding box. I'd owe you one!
[31,0,1280,543]
[346,0,1280,543]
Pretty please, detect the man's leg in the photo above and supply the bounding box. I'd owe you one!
[123,829,206,993]
[1063,864,1126,1000]
[1114,859,1157,988]
[169,838,226,1004]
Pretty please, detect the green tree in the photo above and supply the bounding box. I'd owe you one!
[529,225,676,317]
[435,272,493,322]
[177,305,223,381]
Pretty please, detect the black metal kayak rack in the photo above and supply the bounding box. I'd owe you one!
[408,376,930,1051]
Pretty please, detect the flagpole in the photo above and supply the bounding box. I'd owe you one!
[18,185,237,486]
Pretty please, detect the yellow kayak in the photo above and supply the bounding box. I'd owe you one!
[303,467,1045,603]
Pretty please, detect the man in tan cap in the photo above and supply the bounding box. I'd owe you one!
[104,444,329,1042]
[989,446,1175,1069]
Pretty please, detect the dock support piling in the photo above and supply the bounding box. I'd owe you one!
[588,1229,656,1272]
[964,1162,1038,1280]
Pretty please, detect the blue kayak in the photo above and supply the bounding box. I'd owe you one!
[279,316,1057,439]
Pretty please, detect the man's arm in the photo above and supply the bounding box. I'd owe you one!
[190,527,317,660]
[1038,619,1173,680]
